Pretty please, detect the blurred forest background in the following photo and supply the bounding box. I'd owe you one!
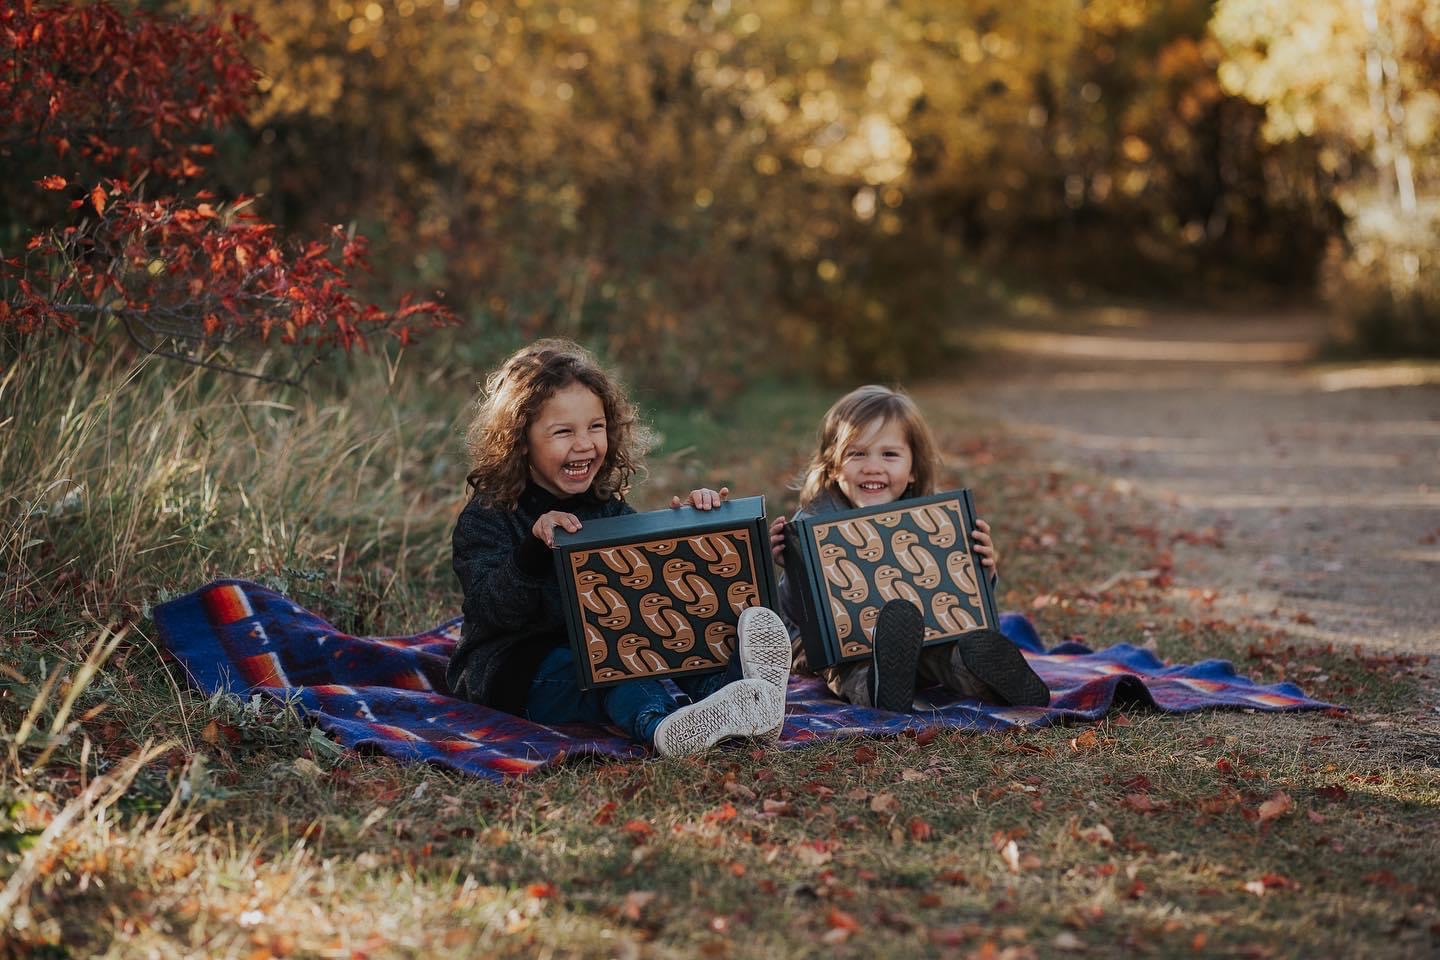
[8,0,1440,403]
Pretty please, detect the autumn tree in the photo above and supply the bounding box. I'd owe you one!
[0,0,454,381]
[1213,0,1440,351]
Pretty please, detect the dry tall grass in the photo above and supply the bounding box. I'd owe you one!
[1,340,1436,958]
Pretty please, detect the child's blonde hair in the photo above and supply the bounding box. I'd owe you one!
[465,339,652,507]
[798,385,941,507]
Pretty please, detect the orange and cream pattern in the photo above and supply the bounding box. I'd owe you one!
[810,499,989,659]
[568,529,764,687]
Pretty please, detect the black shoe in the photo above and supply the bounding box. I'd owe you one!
[954,629,1050,707]
[870,600,923,712]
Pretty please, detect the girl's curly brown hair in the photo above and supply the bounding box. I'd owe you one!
[798,384,941,507]
[464,339,653,508]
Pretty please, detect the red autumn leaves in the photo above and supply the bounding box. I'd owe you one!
[1,1,454,367]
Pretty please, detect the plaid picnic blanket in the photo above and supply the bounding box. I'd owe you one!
[153,579,1338,782]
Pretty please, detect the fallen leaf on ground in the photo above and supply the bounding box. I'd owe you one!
[793,841,833,867]
[1257,791,1294,824]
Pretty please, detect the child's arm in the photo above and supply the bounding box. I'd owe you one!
[669,485,730,511]
[451,507,560,635]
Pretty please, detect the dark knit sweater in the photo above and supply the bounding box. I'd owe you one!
[448,482,633,715]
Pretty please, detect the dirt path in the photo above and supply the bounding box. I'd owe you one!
[921,308,1440,656]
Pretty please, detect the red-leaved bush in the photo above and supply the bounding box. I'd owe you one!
[0,0,454,377]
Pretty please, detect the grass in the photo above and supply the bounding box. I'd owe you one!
[1,339,1437,958]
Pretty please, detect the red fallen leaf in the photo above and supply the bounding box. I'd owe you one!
[1256,791,1294,824]
[762,798,794,816]
[1122,774,1153,792]
[91,184,107,215]
[907,816,933,842]
[1362,870,1399,889]
[936,870,969,886]
[913,727,940,746]
[37,175,68,190]
[826,907,860,931]
[704,802,737,824]
[621,819,654,843]
[1069,730,1099,752]
[1122,793,1161,813]
[1305,809,1326,824]
[1111,713,1132,726]
[853,745,878,764]
[526,882,557,898]
[1215,757,1234,774]
[1315,784,1347,802]
[593,801,617,826]
[1259,872,1294,889]
[1126,879,1145,899]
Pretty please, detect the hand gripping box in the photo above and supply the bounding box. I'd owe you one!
[783,490,1000,669]
[552,497,777,690]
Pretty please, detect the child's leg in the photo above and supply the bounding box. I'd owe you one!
[525,647,679,742]
[825,662,874,706]
[525,647,611,725]
[916,643,991,699]
[676,656,741,703]
[678,606,792,704]
[923,630,1050,707]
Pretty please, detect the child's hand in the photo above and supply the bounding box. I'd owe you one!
[769,515,787,568]
[670,486,730,511]
[533,511,582,547]
[971,518,1001,579]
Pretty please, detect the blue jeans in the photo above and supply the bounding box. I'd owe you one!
[526,646,741,744]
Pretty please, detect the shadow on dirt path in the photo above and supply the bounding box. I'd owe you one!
[924,307,1440,656]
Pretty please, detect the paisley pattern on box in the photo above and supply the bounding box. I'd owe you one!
[569,529,763,686]
[811,498,987,658]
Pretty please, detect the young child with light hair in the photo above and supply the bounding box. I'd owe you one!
[770,385,1048,711]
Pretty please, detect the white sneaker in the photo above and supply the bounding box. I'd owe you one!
[736,605,792,698]
[652,679,782,758]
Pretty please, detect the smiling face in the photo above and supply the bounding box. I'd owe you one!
[833,416,915,509]
[525,382,608,497]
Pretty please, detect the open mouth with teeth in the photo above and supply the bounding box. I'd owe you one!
[561,458,596,481]
[857,481,890,492]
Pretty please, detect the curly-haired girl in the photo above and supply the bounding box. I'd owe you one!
[450,339,790,756]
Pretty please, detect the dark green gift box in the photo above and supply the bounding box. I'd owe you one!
[783,490,1000,670]
[552,497,777,690]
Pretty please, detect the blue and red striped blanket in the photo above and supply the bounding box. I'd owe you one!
[153,579,1337,782]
